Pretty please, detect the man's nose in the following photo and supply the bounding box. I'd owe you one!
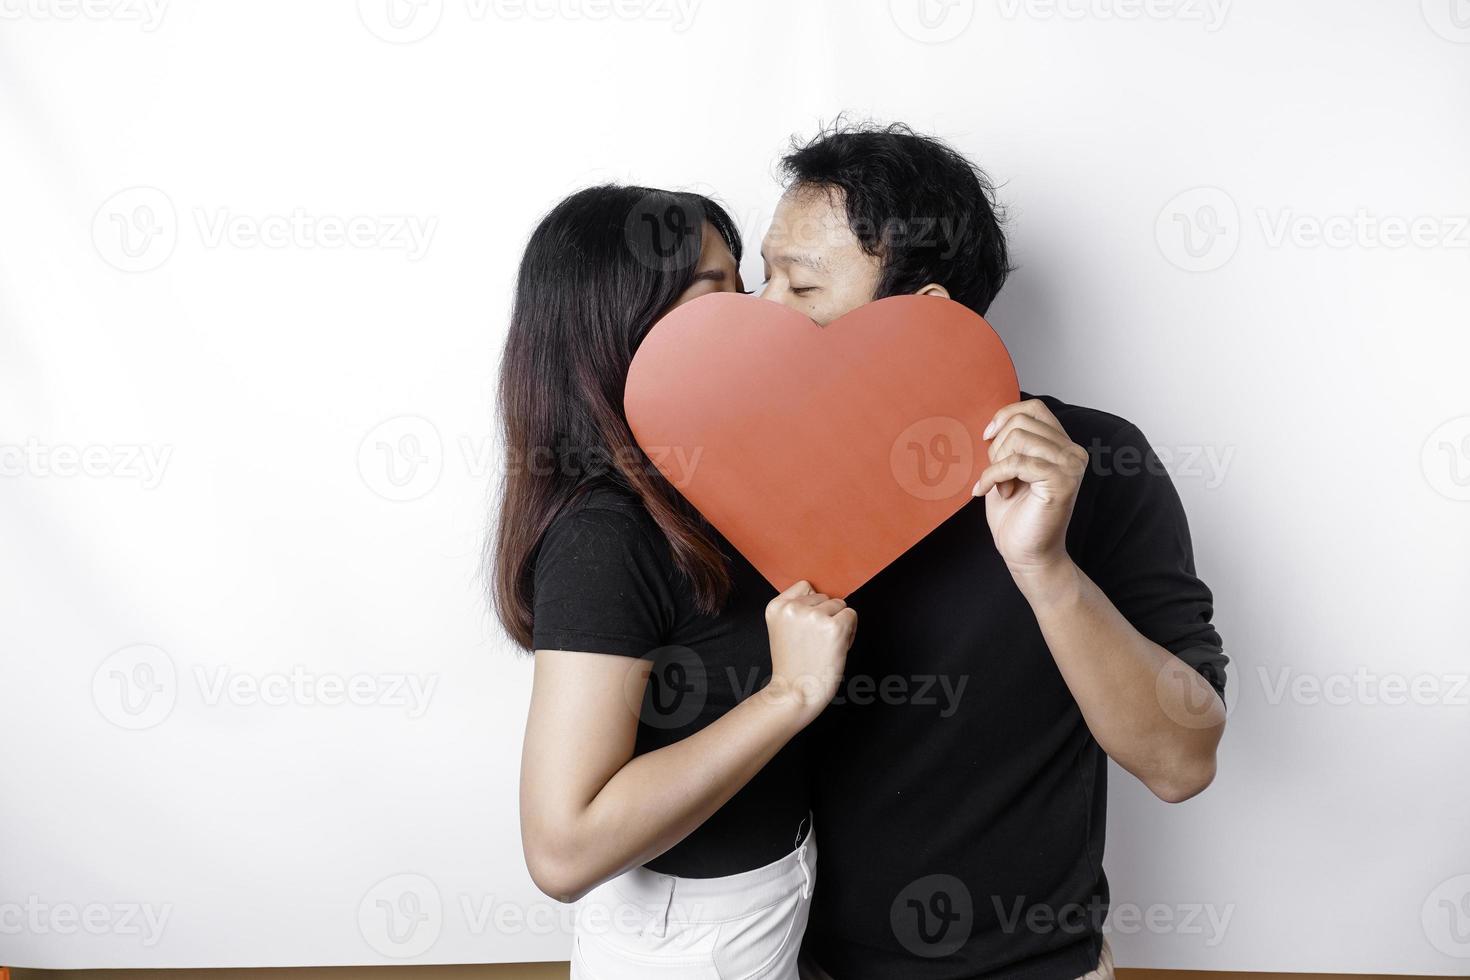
[756,281,790,307]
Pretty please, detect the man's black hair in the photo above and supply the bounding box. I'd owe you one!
[779,120,1011,314]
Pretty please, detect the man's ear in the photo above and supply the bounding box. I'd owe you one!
[915,283,950,299]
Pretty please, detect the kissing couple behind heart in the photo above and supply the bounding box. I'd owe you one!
[489,120,1223,980]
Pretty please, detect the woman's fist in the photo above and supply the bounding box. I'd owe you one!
[763,580,857,727]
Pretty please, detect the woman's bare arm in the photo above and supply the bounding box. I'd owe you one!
[518,581,854,903]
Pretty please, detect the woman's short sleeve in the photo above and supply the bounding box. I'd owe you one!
[530,503,676,659]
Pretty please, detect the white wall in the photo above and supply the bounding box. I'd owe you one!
[2,0,1467,971]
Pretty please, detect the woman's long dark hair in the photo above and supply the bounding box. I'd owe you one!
[491,184,742,650]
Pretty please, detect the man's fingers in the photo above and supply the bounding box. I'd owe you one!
[988,412,1068,456]
[989,426,1072,468]
[973,453,1066,497]
[982,398,1065,442]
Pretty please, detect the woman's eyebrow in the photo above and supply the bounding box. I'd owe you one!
[690,269,728,282]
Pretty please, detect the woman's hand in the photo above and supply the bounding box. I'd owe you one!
[520,589,853,904]
[762,580,857,727]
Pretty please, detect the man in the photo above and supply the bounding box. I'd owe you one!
[758,123,1229,979]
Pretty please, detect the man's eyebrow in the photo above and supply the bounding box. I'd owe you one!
[762,250,828,273]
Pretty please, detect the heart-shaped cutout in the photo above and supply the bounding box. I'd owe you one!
[625,293,1019,597]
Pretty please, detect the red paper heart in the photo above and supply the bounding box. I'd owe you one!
[624,293,1019,597]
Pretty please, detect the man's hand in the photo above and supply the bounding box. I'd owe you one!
[972,401,1224,802]
[972,399,1090,587]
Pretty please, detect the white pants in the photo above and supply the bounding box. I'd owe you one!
[571,828,816,980]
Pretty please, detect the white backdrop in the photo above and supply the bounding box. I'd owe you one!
[2,0,1468,971]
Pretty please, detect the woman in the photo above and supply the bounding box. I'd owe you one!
[491,185,856,979]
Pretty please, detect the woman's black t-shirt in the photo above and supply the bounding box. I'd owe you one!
[530,484,807,878]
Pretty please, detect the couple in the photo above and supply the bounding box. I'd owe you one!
[491,122,1229,980]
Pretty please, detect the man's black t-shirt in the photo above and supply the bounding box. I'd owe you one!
[530,485,806,878]
[804,394,1228,980]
